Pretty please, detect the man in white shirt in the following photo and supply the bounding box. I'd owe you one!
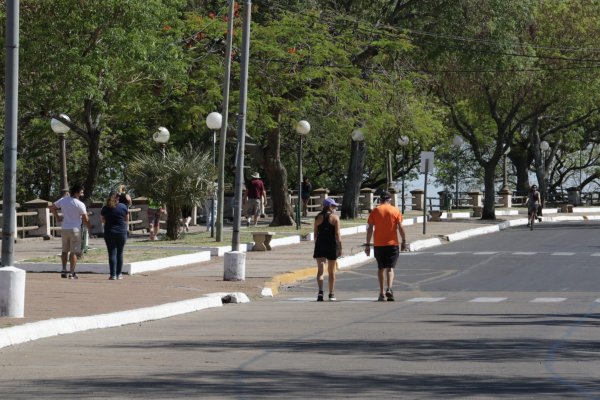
[50,183,93,279]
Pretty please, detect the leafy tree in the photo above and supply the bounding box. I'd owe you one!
[7,0,187,201]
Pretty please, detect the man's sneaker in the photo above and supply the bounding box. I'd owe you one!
[328,293,336,301]
[109,276,116,280]
[60,270,68,279]
[378,294,386,302]
[385,289,394,301]
[68,273,78,280]
[117,274,123,280]
[317,291,324,302]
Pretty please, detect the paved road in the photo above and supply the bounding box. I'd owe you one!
[1,221,599,399]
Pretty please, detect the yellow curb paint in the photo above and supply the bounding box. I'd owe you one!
[263,267,317,296]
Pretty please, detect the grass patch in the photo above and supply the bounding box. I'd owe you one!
[141,218,370,246]
[24,247,198,264]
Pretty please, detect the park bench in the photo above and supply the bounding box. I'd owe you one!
[251,231,275,251]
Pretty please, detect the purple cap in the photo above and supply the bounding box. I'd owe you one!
[322,198,340,208]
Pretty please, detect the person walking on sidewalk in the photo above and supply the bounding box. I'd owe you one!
[364,191,407,301]
[313,198,342,301]
[50,183,93,279]
[101,192,130,280]
[245,172,266,227]
[301,176,312,217]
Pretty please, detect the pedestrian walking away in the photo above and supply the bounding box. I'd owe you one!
[147,198,165,240]
[313,197,342,301]
[301,176,312,217]
[365,191,407,301]
[49,183,94,279]
[245,172,266,227]
[101,192,130,280]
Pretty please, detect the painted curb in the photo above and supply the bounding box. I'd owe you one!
[0,295,225,350]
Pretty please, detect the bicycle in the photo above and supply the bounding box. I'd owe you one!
[528,207,537,231]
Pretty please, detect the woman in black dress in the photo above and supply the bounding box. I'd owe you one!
[313,198,342,301]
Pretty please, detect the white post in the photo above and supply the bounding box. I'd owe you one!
[0,267,26,317]
[224,251,246,281]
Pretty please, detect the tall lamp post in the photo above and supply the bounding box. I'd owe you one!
[295,120,310,229]
[206,112,222,238]
[153,126,170,158]
[540,140,550,207]
[452,135,463,207]
[51,114,71,196]
[397,135,409,214]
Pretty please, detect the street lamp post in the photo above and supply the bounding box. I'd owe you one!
[397,135,409,214]
[153,126,170,158]
[540,140,550,207]
[295,120,310,230]
[452,135,463,207]
[51,114,71,196]
[206,112,222,239]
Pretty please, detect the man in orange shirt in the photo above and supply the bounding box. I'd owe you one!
[365,191,407,301]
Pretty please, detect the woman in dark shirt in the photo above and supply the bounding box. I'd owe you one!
[313,198,342,301]
[100,192,130,280]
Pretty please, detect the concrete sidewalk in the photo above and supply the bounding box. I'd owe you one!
[0,211,595,348]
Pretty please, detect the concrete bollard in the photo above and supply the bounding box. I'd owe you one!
[224,251,246,281]
[0,266,26,318]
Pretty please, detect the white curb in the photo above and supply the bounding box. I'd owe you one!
[0,295,226,349]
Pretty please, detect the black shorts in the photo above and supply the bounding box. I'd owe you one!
[374,245,399,269]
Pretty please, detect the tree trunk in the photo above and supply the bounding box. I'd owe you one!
[84,131,101,202]
[510,149,531,196]
[341,139,366,219]
[166,203,182,240]
[81,99,102,203]
[482,163,497,220]
[261,112,294,226]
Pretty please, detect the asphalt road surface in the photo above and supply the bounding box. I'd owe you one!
[1,221,599,399]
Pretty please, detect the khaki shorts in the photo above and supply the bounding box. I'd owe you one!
[246,198,261,218]
[62,228,82,255]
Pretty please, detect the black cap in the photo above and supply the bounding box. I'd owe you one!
[380,191,392,201]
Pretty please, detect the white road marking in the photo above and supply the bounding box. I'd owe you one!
[513,252,537,255]
[473,252,498,255]
[434,252,459,255]
[592,253,600,257]
[530,297,567,303]
[286,297,317,302]
[551,252,575,256]
[406,297,446,302]
[469,297,507,303]
[349,297,380,301]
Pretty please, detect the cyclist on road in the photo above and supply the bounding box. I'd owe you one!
[525,185,541,228]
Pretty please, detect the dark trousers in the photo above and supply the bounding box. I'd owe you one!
[104,232,127,277]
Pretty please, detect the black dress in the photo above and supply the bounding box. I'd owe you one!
[313,211,338,261]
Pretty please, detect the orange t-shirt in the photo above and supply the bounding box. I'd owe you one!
[367,203,403,246]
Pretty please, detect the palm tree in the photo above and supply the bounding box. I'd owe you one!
[127,148,215,240]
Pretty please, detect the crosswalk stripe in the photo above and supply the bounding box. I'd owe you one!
[473,252,498,255]
[286,297,315,301]
[512,252,537,255]
[406,297,446,302]
[595,299,600,303]
[434,252,459,255]
[551,252,575,256]
[592,253,600,257]
[530,297,567,303]
[469,297,507,303]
